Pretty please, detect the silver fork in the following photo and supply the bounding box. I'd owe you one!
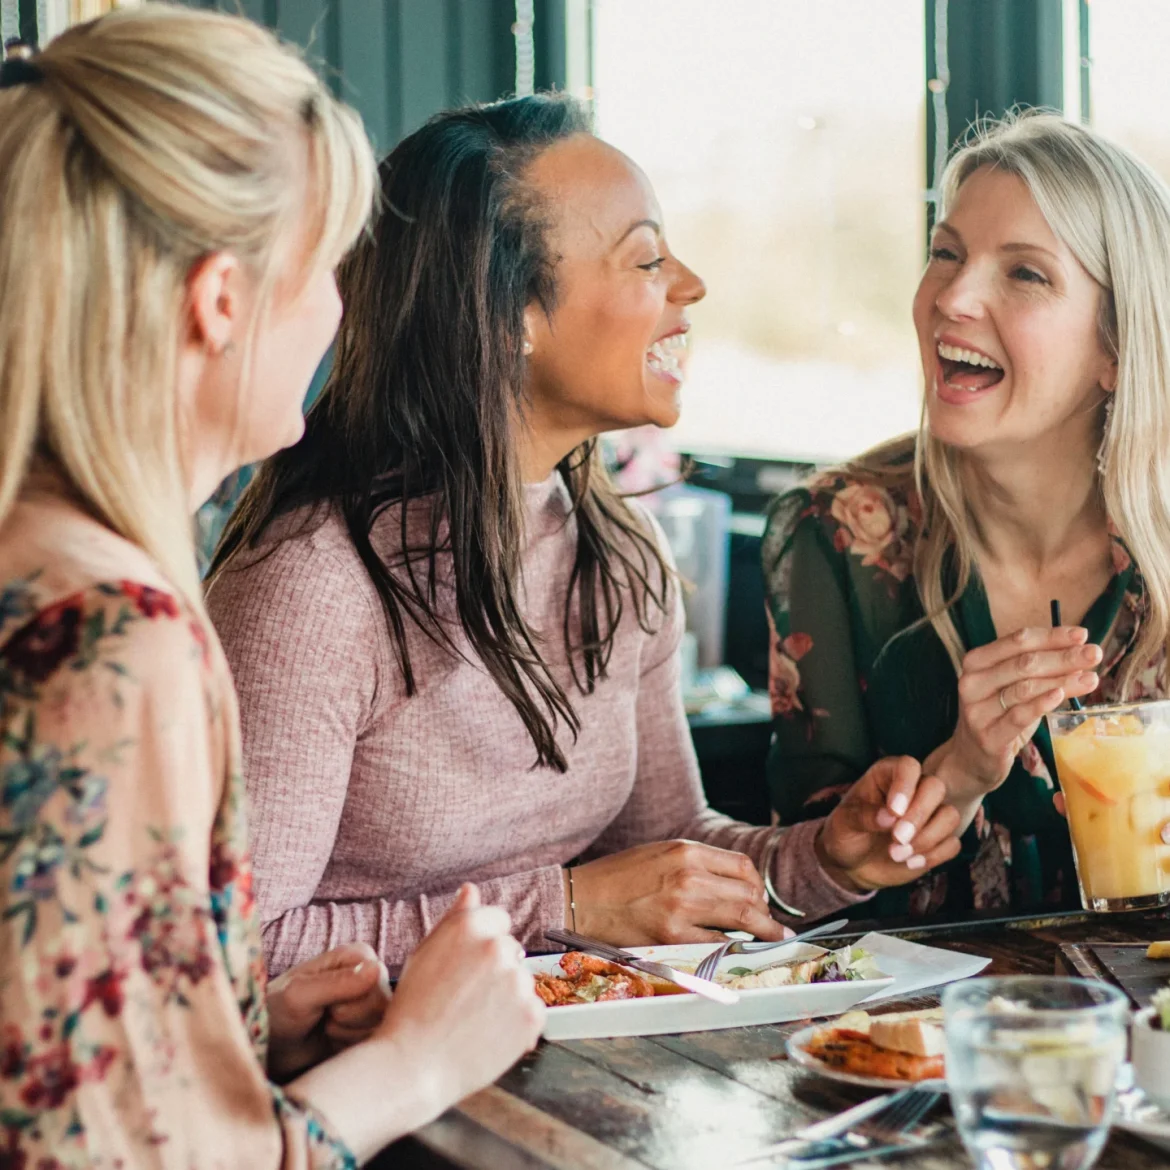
[693,918,850,982]
[841,1083,943,1147]
[736,1082,944,1165]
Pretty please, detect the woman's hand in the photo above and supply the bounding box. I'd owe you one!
[267,943,391,1081]
[569,840,792,946]
[372,884,545,1111]
[929,625,1101,817]
[285,885,544,1161]
[818,756,962,891]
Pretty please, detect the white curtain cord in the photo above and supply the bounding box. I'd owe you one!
[514,0,535,96]
[1,0,19,45]
[927,0,950,211]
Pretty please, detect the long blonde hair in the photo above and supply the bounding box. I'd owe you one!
[0,5,375,611]
[851,112,1170,693]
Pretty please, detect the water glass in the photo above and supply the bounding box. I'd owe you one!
[943,977,1128,1170]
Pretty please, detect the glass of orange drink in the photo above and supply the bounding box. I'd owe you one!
[1047,701,1170,912]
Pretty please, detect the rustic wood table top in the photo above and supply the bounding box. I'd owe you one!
[374,911,1170,1170]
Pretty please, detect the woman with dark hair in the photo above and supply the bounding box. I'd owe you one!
[208,95,962,974]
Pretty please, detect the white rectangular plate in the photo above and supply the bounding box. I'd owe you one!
[528,941,894,1040]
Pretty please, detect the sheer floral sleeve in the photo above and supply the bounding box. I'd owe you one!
[0,579,353,1169]
[761,487,878,824]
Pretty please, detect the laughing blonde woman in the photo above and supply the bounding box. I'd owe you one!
[0,9,540,1168]
[764,112,1170,919]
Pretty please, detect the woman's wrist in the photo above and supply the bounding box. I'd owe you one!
[562,866,578,932]
[925,744,989,832]
[926,739,994,808]
[813,823,869,894]
[288,1032,445,1163]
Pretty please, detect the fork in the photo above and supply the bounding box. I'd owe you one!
[735,1082,945,1165]
[840,1083,943,1147]
[693,918,850,982]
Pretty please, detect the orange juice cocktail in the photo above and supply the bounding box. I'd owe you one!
[1047,701,1170,913]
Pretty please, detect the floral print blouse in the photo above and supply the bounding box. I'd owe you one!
[0,499,353,1168]
[762,457,1156,919]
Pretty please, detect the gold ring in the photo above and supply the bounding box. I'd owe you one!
[999,688,1010,712]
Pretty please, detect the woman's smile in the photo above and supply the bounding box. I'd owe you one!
[932,333,1006,405]
[645,324,691,386]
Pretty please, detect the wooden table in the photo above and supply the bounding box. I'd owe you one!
[376,911,1170,1169]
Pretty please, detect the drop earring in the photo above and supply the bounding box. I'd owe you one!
[1096,395,1113,475]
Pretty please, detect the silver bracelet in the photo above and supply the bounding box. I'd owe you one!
[760,830,807,919]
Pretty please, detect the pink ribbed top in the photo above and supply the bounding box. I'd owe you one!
[208,474,867,974]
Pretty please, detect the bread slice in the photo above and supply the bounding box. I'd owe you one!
[870,1014,946,1058]
[834,1007,945,1058]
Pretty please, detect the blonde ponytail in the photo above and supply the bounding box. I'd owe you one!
[0,5,375,610]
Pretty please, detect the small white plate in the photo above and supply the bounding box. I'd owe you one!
[1114,1064,1170,1153]
[528,942,894,1040]
[784,1021,945,1091]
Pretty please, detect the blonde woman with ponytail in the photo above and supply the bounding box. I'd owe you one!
[763,111,1170,921]
[0,9,541,1168]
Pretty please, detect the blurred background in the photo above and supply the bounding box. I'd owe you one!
[6,0,1167,816]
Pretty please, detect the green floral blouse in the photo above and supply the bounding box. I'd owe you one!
[762,459,1153,919]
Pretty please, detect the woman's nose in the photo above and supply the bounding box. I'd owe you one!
[670,259,707,305]
[934,264,987,321]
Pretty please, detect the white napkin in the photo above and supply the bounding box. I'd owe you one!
[850,931,991,1004]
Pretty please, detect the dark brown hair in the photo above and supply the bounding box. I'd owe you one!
[211,94,672,770]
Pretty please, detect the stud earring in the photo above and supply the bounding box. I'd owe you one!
[522,338,533,356]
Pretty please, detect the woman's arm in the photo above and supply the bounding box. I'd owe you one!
[762,492,876,823]
[0,582,545,1169]
[262,865,567,972]
[571,504,960,941]
[0,585,354,1167]
[579,579,871,921]
[209,539,569,970]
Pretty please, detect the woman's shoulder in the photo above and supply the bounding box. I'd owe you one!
[764,442,922,583]
[210,501,380,606]
[0,500,206,672]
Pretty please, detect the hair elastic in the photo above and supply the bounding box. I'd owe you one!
[0,50,43,89]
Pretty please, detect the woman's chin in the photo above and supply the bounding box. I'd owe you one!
[642,377,683,428]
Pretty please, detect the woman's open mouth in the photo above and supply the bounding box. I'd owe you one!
[937,341,1004,393]
[646,331,688,384]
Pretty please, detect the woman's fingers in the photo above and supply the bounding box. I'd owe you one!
[677,841,768,895]
[875,756,922,820]
[959,643,1101,709]
[670,872,788,940]
[915,833,963,871]
[961,626,1087,676]
[991,669,1098,713]
[881,774,948,847]
[328,983,390,1031]
[898,803,962,858]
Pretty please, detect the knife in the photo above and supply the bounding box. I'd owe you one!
[544,928,740,1005]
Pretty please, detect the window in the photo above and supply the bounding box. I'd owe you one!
[592,0,926,463]
[1087,0,1170,186]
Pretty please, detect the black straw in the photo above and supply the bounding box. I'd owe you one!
[1050,599,1084,710]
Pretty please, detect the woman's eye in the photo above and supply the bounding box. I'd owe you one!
[929,246,959,262]
[1011,265,1049,285]
[638,257,667,272]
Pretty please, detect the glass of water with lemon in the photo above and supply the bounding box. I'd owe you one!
[943,977,1128,1170]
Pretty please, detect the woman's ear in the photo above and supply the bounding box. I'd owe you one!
[1100,354,1119,394]
[187,251,243,355]
[522,305,541,356]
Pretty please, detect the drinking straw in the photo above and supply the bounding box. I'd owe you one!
[1050,599,1084,711]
